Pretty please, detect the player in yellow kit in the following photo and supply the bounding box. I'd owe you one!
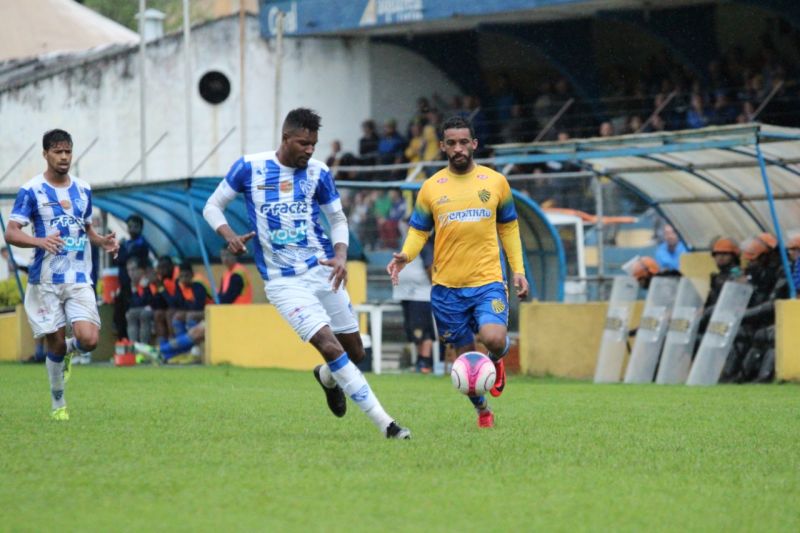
[387,115,529,428]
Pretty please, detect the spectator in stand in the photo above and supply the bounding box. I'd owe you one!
[459,95,490,150]
[218,247,253,304]
[113,214,153,339]
[124,257,156,344]
[499,104,529,144]
[404,120,425,176]
[152,256,180,344]
[686,93,713,129]
[325,139,342,168]
[492,73,519,126]
[713,92,739,125]
[172,262,211,340]
[654,224,688,271]
[358,120,380,165]
[408,97,431,137]
[599,121,614,137]
[377,189,405,249]
[377,119,406,165]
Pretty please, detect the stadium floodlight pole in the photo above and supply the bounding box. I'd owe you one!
[239,1,246,154]
[0,142,35,186]
[183,0,193,179]
[273,10,285,146]
[138,0,147,182]
[0,210,25,303]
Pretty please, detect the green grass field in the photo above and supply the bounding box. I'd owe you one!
[1,364,799,532]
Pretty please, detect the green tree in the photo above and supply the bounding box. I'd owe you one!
[76,0,208,33]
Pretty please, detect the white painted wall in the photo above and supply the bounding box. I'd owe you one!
[0,15,459,194]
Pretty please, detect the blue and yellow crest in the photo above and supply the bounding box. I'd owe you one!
[478,189,491,203]
[491,298,506,313]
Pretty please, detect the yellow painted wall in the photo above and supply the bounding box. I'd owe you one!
[0,305,35,361]
[776,299,800,382]
[680,252,715,289]
[204,261,367,369]
[519,301,643,379]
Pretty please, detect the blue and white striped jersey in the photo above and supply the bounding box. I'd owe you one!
[9,174,93,284]
[224,151,340,280]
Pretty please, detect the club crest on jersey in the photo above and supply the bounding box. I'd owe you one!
[491,299,506,314]
[280,180,293,193]
[478,189,491,203]
[59,199,72,210]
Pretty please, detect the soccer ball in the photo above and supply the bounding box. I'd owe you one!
[451,352,497,396]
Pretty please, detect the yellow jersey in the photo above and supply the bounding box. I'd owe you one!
[403,164,525,288]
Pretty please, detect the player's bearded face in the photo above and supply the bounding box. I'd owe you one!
[441,129,477,172]
[282,128,318,169]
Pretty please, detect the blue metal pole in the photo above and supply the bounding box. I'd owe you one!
[755,143,797,299]
[186,180,220,304]
[0,209,25,303]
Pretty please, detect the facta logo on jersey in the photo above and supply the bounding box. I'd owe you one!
[267,223,308,245]
[437,208,491,228]
[49,214,82,230]
[260,202,309,217]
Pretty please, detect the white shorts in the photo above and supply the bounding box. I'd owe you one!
[265,266,359,342]
[24,283,101,339]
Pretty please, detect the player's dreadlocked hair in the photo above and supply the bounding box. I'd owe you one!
[42,129,73,150]
[282,108,322,134]
[439,115,475,139]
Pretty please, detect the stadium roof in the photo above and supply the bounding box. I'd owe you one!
[493,123,800,296]
[0,0,139,63]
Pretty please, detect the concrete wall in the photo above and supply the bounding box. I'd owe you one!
[0,16,461,194]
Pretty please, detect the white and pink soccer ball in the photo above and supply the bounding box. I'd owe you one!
[450,352,497,396]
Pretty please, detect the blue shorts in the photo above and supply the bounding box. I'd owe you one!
[430,282,508,348]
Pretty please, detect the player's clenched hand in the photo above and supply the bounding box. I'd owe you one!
[39,233,64,254]
[386,252,409,286]
[513,273,529,299]
[226,231,256,255]
[320,255,347,292]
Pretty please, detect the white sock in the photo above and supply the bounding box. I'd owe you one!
[46,353,66,410]
[318,363,337,388]
[328,353,393,432]
[65,337,76,355]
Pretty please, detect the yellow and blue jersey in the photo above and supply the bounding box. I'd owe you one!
[406,164,523,288]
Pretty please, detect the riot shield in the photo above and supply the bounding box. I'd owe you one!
[624,276,680,383]
[687,281,754,386]
[655,278,704,384]
[594,276,640,383]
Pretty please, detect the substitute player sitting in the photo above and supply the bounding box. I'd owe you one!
[387,115,529,429]
[4,129,118,420]
[203,108,410,439]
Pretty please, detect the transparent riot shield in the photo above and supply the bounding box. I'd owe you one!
[624,276,679,384]
[687,281,754,386]
[594,276,640,383]
[655,278,704,384]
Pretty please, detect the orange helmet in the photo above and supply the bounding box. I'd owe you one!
[631,256,660,280]
[711,237,740,256]
[741,233,777,261]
